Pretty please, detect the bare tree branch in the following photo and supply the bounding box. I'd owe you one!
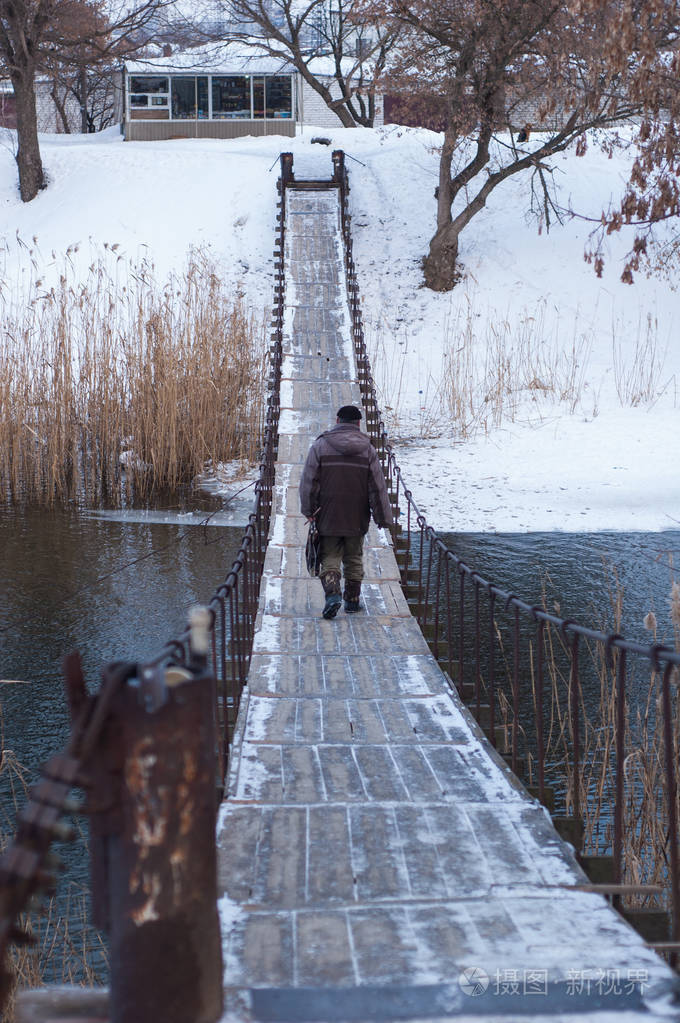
[221,0,398,126]
[377,0,680,289]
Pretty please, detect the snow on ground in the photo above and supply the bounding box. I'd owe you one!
[0,122,677,532]
[338,125,679,533]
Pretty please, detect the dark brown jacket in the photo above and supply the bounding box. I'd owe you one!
[299,423,393,536]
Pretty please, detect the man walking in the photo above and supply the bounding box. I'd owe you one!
[299,405,393,619]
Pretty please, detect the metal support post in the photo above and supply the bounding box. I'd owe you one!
[279,151,294,185]
[89,610,223,1023]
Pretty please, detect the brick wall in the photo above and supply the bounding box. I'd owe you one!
[507,93,570,132]
[35,83,81,133]
[300,78,384,129]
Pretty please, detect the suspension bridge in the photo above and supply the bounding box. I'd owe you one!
[4,153,680,1023]
[214,164,677,1021]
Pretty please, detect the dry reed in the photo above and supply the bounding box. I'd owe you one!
[528,571,680,925]
[4,886,108,1022]
[0,250,265,506]
[481,561,680,934]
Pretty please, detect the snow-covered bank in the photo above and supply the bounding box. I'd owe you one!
[399,408,678,533]
[0,123,677,532]
[342,126,679,534]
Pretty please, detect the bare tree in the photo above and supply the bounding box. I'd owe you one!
[379,0,679,290]
[45,58,123,133]
[0,0,167,201]
[0,0,52,200]
[222,0,398,127]
[41,1,123,134]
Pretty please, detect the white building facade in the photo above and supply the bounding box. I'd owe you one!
[123,42,383,140]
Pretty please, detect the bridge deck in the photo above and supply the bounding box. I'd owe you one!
[216,189,676,1021]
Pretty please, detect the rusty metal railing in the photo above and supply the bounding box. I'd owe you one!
[333,149,680,963]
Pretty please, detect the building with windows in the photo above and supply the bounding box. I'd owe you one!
[123,41,382,140]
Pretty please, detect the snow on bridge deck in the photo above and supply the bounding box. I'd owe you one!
[215,188,677,1022]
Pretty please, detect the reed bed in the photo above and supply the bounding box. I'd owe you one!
[0,251,265,506]
[4,885,108,1022]
[439,304,592,436]
[574,578,680,911]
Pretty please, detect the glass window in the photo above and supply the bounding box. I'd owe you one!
[172,77,197,119]
[266,76,292,118]
[197,76,209,119]
[128,75,169,118]
[130,76,168,94]
[212,76,250,118]
[253,78,264,119]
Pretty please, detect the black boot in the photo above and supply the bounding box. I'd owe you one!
[344,579,362,614]
[320,570,342,620]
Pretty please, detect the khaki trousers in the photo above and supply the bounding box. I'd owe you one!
[320,535,364,582]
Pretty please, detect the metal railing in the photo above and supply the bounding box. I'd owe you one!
[333,149,680,963]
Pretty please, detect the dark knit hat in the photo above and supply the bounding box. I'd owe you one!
[337,405,362,422]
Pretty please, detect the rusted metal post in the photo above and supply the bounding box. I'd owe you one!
[613,643,627,899]
[279,151,294,185]
[474,578,481,715]
[487,589,497,747]
[432,541,442,660]
[536,616,545,804]
[511,605,520,775]
[332,148,345,184]
[457,567,465,688]
[90,609,223,1023]
[568,631,581,827]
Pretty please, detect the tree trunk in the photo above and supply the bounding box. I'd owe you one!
[423,220,461,291]
[13,72,45,202]
[435,128,455,228]
[293,54,357,127]
[51,85,71,133]
[79,62,88,133]
[328,93,359,127]
[423,129,458,290]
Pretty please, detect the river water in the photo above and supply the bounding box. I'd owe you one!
[438,529,680,842]
[441,530,680,646]
[1,509,678,982]
[0,505,245,984]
